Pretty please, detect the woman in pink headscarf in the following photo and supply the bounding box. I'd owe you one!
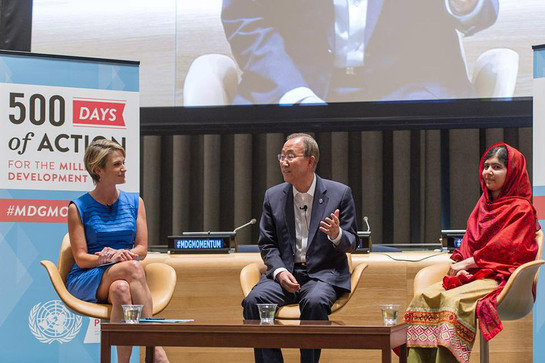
[404,143,539,363]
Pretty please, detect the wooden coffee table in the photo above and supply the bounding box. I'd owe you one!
[101,319,407,363]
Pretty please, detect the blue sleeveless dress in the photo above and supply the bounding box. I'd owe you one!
[66,190,139,303]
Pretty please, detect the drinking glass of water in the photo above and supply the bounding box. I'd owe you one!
[380,304,400,326]
[257,303,277,324]
[122,304,143,324]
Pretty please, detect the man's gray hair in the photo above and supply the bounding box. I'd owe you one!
[286,133,320,167]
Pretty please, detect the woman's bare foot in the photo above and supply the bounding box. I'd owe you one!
[153,346,169,363]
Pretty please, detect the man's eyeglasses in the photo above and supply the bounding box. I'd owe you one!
[277,154,306,162]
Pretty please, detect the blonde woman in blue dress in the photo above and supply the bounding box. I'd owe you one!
[66,139,168,363]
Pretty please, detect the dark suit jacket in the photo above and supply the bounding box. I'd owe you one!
[222,0,499,104]
[258,175,358,292]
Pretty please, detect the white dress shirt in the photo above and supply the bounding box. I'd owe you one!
[279,0,485,105]
[280,0,368,105]
[293,178,317,263]
[333,0,368,68]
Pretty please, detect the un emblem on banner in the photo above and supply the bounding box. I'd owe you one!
[29,300,82,344]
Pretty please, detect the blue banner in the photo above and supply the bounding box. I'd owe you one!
[533,44,545,363]
[0,52,139,362]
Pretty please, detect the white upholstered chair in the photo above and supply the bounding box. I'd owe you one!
[183,54,240,106]
[471,48,519,98]
[183,47,519,106]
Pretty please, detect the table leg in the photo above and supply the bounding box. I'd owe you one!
[100,333,111,363]
[398,344,407,363]
[382,348,392,363]
[145,346,155,363]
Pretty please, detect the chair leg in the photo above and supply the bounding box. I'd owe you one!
[479,329,489,363]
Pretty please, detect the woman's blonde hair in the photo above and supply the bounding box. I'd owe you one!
[84,139,125,184]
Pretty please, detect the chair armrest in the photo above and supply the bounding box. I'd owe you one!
[240,262,267,297]
[472,48,519,98]
[331,262,368,313]
[413,262,451,294]
[40,260,111,320]
[496,259,545,320]
[183,54,240,106]
[145,263,177,315]
[350,262,368,291]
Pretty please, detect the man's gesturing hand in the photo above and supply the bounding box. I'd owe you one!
[320,209,340,240]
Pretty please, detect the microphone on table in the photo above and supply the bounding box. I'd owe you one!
[356,216,373,253]
[363,216,371,233]
[233,218,257,233]
[233,218,257,252]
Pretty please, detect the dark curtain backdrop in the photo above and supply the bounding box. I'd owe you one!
[141,127,532,247]
[0,0,32,51]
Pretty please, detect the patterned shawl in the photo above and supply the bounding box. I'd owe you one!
[443,142,539,341]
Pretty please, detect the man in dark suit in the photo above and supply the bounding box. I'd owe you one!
[222,0,499,105]
[242,133,358,363]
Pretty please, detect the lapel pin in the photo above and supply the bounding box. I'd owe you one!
[319,198,323,204]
